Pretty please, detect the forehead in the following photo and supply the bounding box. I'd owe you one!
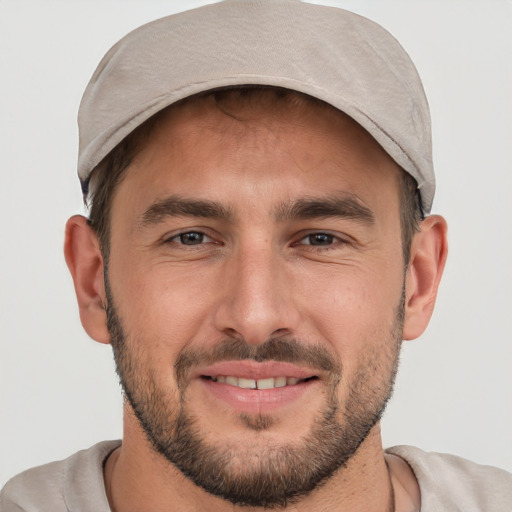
[152,89,373,145]
[110,89,402,219]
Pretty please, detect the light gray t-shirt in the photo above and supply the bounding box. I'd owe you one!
[1,441,511,511]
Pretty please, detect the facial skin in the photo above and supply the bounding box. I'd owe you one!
[65,93,447,511]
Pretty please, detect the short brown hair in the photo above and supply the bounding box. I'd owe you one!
[86,88,422,264]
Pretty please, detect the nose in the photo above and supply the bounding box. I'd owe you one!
[213,243,301,345]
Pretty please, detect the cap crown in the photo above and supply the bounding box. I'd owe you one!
[78,0,434,211]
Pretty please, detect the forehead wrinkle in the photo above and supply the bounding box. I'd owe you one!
[137,195,235,228]
[272,194,375,224]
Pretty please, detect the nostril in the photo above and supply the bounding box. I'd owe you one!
[221,328,245,342]
[270,327,292,338]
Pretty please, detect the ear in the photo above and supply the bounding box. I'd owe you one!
[402,214,448,340]
[64,215,110,344]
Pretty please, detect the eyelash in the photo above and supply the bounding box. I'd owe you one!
[164,230,349,251]
[294,232,350,251]
[165,231,215,246]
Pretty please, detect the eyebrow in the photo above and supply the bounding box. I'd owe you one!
[273,195,375,224]
[137,193,374,228]
[138,195,234,227]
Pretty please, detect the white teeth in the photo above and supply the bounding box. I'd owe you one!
[256,377,275,390]
[238,378,257,389]
[225,376,238,386]
[274,376,287,388]
[212,375,307,389]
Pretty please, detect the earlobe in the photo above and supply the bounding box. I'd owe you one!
[64,215,110,344]
[402,215,448,340]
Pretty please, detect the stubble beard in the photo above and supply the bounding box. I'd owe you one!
[105,276,403,508]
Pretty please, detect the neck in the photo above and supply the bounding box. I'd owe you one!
[105,411,395,512]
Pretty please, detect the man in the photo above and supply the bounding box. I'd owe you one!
[1,1,511,511]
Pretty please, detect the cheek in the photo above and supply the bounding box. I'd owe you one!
[293,261,404,355]
[109,258,219,362]
[298,268,404,408]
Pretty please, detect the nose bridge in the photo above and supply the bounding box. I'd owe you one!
[214,238,299,344]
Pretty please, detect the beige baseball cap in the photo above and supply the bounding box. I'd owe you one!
[78,0,435,213]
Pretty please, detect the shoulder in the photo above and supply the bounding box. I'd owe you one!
[0,440,120,512]
[386,445,512,512]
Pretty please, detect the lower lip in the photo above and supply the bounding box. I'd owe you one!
[199,378,316,413]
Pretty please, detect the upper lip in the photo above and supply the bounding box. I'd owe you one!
[193,360,320,381]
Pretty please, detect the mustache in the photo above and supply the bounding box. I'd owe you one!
[174,337,341,389]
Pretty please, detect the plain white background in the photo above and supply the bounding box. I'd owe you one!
[1,0,511,489]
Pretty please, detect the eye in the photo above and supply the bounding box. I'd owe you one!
[300,233,336,246]
[169,231,212,245]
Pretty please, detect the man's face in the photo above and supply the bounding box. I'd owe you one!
[105,94,406,506]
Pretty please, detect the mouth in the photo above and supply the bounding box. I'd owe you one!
[194,361,322,413]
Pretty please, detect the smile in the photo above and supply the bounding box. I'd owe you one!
[196,363,322,412]
[203,375,317,389]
